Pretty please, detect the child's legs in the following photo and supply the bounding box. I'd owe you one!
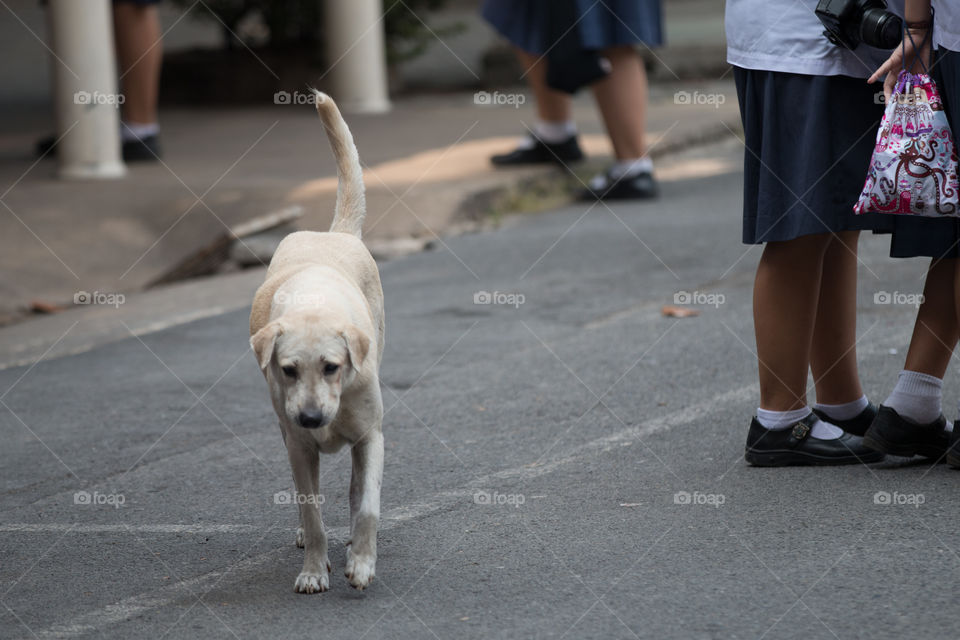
[754,233,834,411]
[810,231,863,404]
[589,45,648,160]
[903,258,958,377]
[113,1,162,126]
[515,49,572,123]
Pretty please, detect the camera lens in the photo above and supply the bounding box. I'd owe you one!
[859,8,903,49]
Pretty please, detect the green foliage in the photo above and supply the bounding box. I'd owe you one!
[169,0,459,63]
[382,0,463,64]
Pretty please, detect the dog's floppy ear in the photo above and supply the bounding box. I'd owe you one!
[251,321,283,371]
[340,327,370,371]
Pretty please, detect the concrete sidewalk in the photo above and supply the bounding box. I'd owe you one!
[2,138,958,640]
[0,79,739,326]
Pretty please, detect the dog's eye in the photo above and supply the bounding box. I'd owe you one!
[324,363,340,375]
[281,365,298,379]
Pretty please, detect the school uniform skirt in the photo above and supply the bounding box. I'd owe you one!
[481,0,664,55]
[888,48,960,259]
[735,67,893,244]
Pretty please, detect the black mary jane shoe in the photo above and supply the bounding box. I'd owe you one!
[947,425,960,469]
[811,402,878,437]
[862,405,949,459]
[490,135,584,167]
[744,413,884,467]
[577,169,658,201]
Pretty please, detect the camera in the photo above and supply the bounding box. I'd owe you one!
[815,0,902,50]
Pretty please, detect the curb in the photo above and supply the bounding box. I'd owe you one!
[456,120,743,223]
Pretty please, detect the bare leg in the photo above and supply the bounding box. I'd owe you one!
[590,45,648,160]
[754,233,833,411]
[904,258,958,377]
[811,232,864,404]
[515,49,572,123]
[345,431,383,590]
[287,443,330,593]
[113,2,162,127]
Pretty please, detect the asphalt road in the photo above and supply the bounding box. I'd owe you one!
[2,140,960,640]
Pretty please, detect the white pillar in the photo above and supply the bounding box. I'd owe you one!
[48,0,125,179]
[323,0,391,113]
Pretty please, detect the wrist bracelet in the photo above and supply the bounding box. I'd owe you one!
[906,20,932,29]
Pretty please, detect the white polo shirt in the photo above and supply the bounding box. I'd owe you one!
[934,0,960,51]
[726,0,905,78]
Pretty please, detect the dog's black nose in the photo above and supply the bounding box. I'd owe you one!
[298,410,325,428]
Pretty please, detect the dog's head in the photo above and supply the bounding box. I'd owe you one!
[251,311,370,429]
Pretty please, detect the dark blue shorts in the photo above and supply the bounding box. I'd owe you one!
[481,0,663,55]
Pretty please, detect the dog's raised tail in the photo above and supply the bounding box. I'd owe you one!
[314,91,365,237]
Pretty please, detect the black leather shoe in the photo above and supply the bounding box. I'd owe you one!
[745,413,884,466]
[35,134,56,157]
[862,405,949,458]
[122,135,161,162]
[490,135,584,166]
[811,402,878,437]
[577,170,658,201]
[945,422,960,468]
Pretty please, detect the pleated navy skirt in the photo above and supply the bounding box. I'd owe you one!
[735,67,893,244]
[481,0,664,55]
[888,47,960,259]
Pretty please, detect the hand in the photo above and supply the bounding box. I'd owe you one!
[868,28,932,100]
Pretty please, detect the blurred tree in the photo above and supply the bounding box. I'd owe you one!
[168,0,460,63]
[382,0,462,64]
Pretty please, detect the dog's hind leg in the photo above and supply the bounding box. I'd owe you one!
[287,443,331,593]
[345,429,383,590]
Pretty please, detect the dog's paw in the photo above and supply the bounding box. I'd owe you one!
[294,569,329,594]
[344,551,376,590]
[295,527,304,549]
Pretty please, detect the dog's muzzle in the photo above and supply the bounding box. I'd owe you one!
[298,409,326,429]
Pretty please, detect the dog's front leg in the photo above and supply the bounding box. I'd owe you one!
[287,443,330,593]
[345,430,383,590]
[281,425,306,549]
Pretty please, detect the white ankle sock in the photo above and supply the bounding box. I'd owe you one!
[883,370,942,424]
[121,122,159,142]
[756,407,808,430]
[813,395,868,422]
[756,407,843,440]
[532,119,577,144]
[609,156,653,179]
